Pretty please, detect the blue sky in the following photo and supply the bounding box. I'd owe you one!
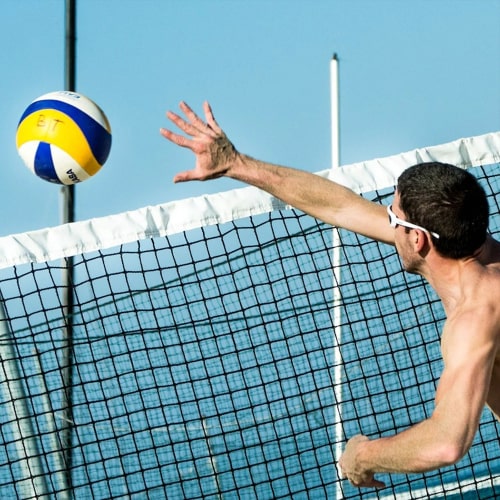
[1,0,499,237]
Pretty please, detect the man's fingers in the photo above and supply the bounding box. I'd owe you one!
[179,101,215,135]
[165,110,201,138]
[173,169,198,183]
[338,458,345,478]
[339,453,385,490]
[346,476,386,489]
[203,101,222,134]
[162,102,231,184]
[165,103,219,143]
[160,127,195,149]
[359,477,385,489]
[372,478,386,489]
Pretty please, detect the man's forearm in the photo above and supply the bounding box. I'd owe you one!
[352,421,464,477]
[227,153,363,226]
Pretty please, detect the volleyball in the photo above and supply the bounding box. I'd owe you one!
[16,90,112,185]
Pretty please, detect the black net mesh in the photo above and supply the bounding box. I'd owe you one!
[0,163,499,499]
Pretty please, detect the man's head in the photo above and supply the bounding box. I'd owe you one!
[396,162,489,259]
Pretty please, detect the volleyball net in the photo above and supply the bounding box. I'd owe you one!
[1,132,500,499]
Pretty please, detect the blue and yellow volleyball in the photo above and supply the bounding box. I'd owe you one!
[16,91,112,185]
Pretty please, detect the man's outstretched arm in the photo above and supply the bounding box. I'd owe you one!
[161,101,394,245]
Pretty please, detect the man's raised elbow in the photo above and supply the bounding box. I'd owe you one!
[436,440,470,467]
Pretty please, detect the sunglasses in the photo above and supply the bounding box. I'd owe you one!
[387,204,440,239]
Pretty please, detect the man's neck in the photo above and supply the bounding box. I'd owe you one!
[423,249,486,314]
[421,237,500,314]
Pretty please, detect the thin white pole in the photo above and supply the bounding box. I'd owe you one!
[201,416,222,499]
[0,297,51,498]
[330,54,340,169]
[330,53,344,500]
[33,349,70,499]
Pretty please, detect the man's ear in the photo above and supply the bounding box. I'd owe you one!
[414,230,431,255]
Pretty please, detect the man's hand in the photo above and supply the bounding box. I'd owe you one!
[160,101,238,183]
[339,435,386,489]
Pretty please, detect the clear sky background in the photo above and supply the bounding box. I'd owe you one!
[0,0,499,237]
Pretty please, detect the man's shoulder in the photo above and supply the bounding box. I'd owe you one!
[447,271,500,335]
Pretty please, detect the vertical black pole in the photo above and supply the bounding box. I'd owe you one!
[62,0,76,496]
[64,0,76,221]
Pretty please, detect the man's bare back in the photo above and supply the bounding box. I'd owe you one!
[438,236,500,420]
[479,236,500,420]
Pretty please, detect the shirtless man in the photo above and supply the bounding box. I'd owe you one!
[160,101,500,489]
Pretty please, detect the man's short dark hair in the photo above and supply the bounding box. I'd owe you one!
[397,162,489,259]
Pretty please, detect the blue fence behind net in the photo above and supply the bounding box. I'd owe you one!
[0,162,499,499]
